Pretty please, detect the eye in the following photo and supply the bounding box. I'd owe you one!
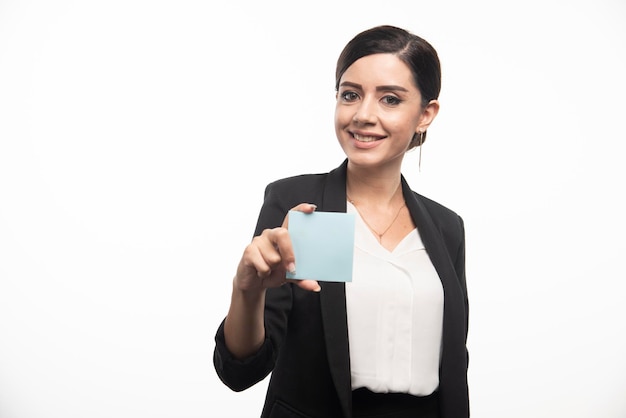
[382,95,402,105]
[340,91,360,102]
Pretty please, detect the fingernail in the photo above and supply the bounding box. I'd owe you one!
[287,262,296,274]
[313,285,321,292]
[309,204,317,210]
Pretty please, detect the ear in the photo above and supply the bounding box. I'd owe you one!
[415,99,440,134]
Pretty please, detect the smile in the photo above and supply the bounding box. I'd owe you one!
[353,133,384,142]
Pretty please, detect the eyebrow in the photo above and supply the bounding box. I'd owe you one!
[339,81,409,93]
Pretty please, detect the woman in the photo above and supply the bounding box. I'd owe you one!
[214,25,469,418]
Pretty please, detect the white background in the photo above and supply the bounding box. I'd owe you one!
[1,1,625,417]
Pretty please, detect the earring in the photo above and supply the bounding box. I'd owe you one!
[417,131,425,172]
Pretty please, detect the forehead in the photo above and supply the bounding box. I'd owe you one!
[340,53,417,90]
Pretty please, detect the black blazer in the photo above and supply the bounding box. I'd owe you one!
[214,160,469,418]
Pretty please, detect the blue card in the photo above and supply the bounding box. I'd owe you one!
[285,210,355,282]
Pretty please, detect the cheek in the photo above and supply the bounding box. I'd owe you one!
[334,105,351,128]
[333,107,343,136]
[386,115,414,134]
[393,112,421,133]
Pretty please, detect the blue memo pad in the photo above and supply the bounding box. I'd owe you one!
[285,210,355,282]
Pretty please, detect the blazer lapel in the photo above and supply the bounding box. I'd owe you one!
[401,177,468,413]
[318,160,352,418]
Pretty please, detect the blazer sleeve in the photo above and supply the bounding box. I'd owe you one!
[442,211,469,343]
[444,211,469,369]
[213,180,299,392]
[455,216,469,341]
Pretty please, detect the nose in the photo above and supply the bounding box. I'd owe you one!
[352,97,377,125]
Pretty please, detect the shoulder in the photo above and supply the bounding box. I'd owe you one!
[252,171,332,235]
[266,172,329,190]
[263,172,328,202]
[265,160,347,193]
[254,170,333,229]
[263,161,347,206]
[411,190,465,242]
[413,192,462,223]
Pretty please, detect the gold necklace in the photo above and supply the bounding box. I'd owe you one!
[347,195,406,243]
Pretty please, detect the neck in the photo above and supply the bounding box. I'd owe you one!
[346,164,403,207]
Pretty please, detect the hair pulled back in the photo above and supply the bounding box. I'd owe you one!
[335,25,441,147]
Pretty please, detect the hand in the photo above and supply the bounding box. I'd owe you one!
[234,203,321,293]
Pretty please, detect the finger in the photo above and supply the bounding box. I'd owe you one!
[288,279,321,293]
[282,203,317,228]
[241,239,276,279]
[260,227,296,275]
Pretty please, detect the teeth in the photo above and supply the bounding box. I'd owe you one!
[354,133,379,142]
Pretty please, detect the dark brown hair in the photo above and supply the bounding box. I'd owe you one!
[335,25,441,147]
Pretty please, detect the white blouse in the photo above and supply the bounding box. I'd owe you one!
[345,201,444,396]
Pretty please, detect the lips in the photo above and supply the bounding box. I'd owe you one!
[352,132,384,142]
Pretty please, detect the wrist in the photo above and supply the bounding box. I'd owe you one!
[232,276,265,299]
